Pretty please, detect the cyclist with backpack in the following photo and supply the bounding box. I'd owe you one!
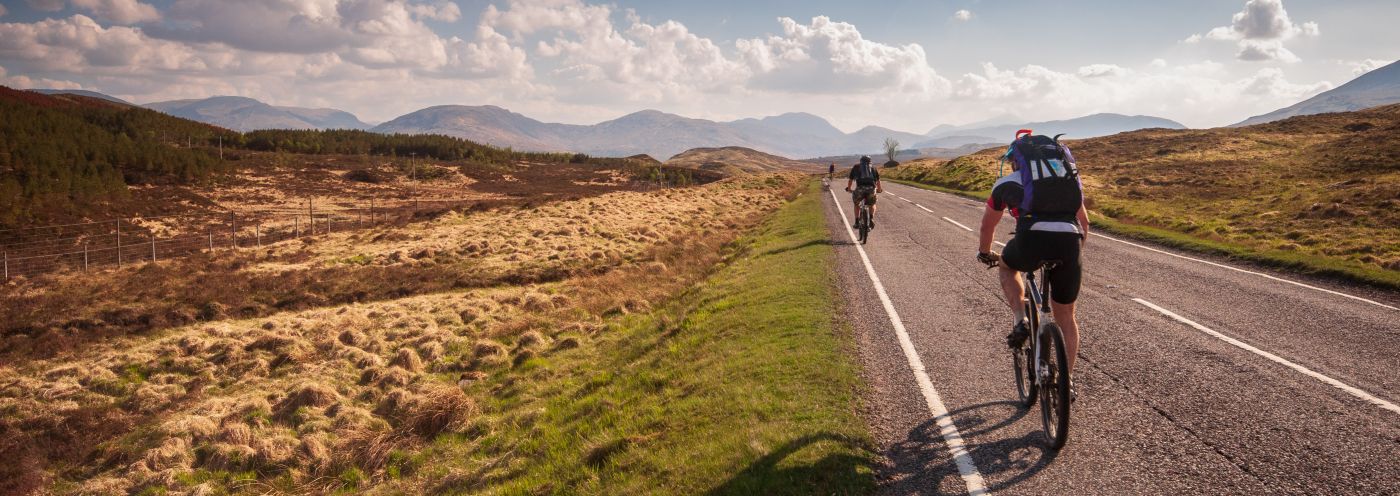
[845,155,883,230]
[976,130,1090,393]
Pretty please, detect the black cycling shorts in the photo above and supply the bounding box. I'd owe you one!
[851,185,877,205]
[1000,230,1082,304]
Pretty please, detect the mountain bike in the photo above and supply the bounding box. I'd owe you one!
[990,255,1072,449]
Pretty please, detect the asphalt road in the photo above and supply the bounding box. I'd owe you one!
[822,181,1400,495]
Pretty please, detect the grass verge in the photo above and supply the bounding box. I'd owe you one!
[416,181,876,494]
[887,178,1400,290]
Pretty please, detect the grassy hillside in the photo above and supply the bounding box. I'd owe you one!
[666,146,826,176]
[884,104,1400,288]
[0,175,873,494]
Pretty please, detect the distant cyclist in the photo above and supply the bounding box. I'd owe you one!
[845,155,882,229]
[828,162,836,180]
[976,130,1089,395]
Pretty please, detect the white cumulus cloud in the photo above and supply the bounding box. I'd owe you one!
[1345,58,1391,76]
[953,9,972,22]
[1192,0,1317,62]
[72,0,161,24]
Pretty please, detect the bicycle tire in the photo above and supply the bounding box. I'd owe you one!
[1038,322,1071,449]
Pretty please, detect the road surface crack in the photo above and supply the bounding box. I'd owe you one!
[1080,355,1268,485]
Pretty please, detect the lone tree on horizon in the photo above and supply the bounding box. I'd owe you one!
[883,137,900,166]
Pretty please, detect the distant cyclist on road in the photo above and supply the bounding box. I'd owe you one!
[828,162,836,180]
[845,155,883,229]
[976,130,1089,394]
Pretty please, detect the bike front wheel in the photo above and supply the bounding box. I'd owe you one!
[1038,322,1071,449]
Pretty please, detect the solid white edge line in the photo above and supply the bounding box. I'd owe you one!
[829,188,988,495]
[1133,298,1400,416]
[1100,233,1396,311]
[916,204,934,213]
[888,184,1397,312]
[942,217,973,232]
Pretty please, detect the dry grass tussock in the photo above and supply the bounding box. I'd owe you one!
[0,173,802,493]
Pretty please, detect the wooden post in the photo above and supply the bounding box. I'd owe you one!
[83,243,89,272]
[115,219,122,268]
[308,200,315,235]
[208,229,213,251]
[4,251,8,280]
[151,235,157,262]
[256,224,262,247]
[295,215,300,237]
[231,213,237,248]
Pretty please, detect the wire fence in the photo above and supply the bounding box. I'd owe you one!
[0,197,480,281]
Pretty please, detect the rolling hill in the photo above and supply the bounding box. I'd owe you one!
[145,96,372,131]
[32,89,135,106]
[664,146,824,175]
[1234,59,1400,126]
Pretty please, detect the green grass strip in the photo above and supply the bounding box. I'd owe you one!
[436,181,876,495]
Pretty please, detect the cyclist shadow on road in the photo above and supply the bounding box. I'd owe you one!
[881,400,1057,495]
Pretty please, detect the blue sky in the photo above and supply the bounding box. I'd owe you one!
[0,0,1395,131]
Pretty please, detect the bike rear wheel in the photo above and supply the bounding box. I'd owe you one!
[1038,322,1072,449]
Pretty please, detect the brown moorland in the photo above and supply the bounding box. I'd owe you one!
[0,173,803,494]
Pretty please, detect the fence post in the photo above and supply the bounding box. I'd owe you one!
[309,200,315,235]
[151,235,157,262]
[295,215,300,237]
[208,229,214,251]
[327,214,333,234]
[256,224,262,247]
[83,243,89,272]
[116,219,122,268]
[231,213,238,248]
[4,251,7,280]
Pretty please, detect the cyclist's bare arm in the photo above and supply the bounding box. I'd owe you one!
[978,204,1001,254]
[875,179,884,193]
[845,177,854,191]
[1076,203,1090,244]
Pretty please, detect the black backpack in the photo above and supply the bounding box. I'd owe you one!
[1007,134,1082,224]
[852,162,877,183]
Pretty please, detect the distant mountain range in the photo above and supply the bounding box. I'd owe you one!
[143,96,372,132]
[915,113,1187,147]
[1234,59,1400,127]
[27,91,1191,160]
